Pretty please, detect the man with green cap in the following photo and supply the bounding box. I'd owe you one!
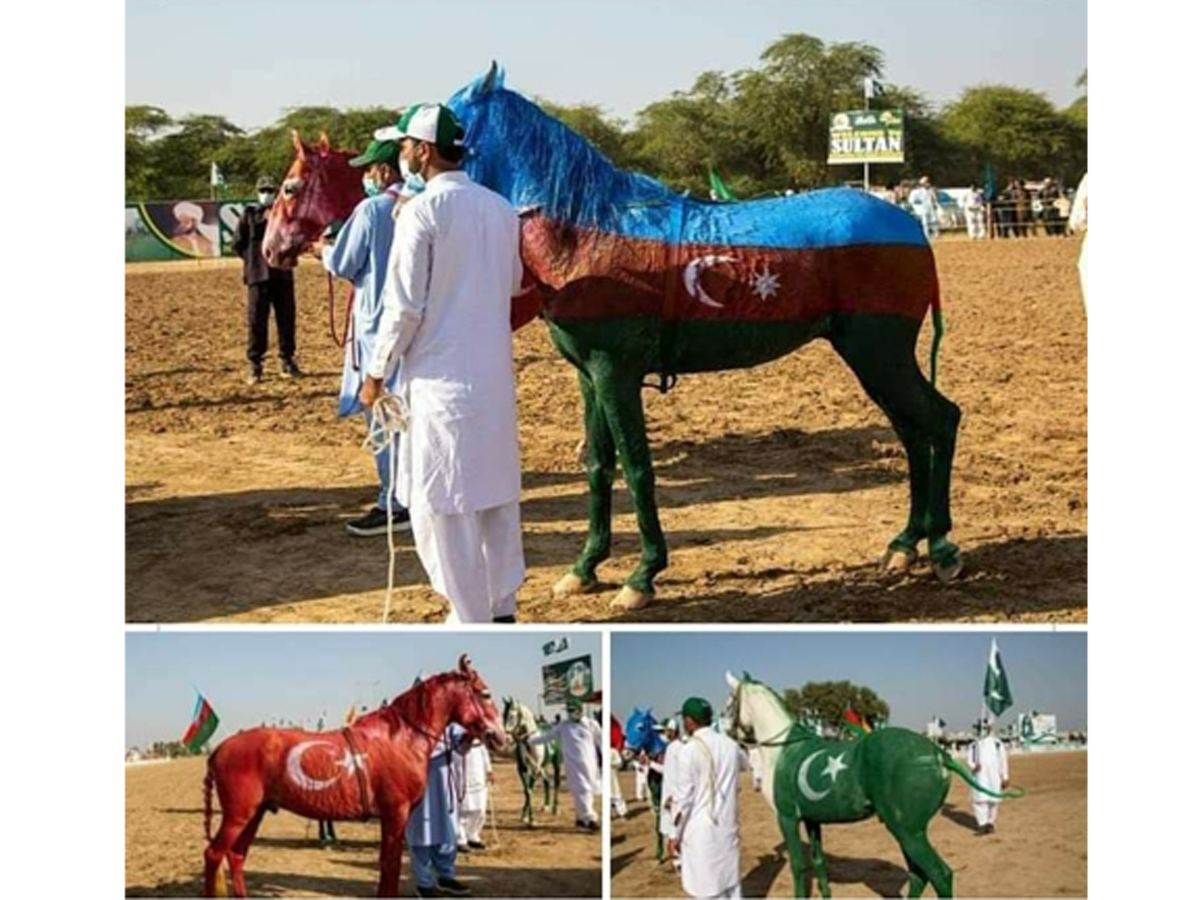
[529,698,602,830]
[671,697,747,898]
[320,135,421,536]
[232,175,300,384]
[361,103,527,623]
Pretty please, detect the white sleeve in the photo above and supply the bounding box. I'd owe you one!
[672,746,698,835]
[367,201,433,379]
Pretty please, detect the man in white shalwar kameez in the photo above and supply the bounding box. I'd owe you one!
[671,698,746,899]
[633,754,649,802]
[967,720,1010,833]
[531,700,602,830]
[610,747,628,819]
[453,738,493,851]
[363,103,527,624]
[655,719,684,869]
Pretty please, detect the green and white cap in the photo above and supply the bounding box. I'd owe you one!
[375,103,465,149]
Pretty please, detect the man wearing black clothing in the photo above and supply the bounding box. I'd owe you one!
[233,175,301,384]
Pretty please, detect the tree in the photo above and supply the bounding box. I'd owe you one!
[941,85,1085,184]
[125,105,173,200]
[781,680,890,733]
[143,114,244,199]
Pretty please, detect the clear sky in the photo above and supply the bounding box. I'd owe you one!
[126,631,600,749]
[126,0,1086,130]
[613,631,1086,732]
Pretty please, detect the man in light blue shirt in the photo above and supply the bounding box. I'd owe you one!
[320,137,419,536]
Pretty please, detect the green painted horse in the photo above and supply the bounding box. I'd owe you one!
[449,64,963,612]
[723,671,1023,898]
[502,697,561,826]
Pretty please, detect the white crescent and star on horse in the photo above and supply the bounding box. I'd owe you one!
[797,749,850,802]
[683,256,782,307]
[285,740,368,792]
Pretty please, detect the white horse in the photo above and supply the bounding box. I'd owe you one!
[502,697,561,825]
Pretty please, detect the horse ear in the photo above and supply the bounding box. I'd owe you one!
[725,671,741,689]
[291,129,306,160]
[482,60,501,94]
[317,131,331,154]
[458,654,473,674]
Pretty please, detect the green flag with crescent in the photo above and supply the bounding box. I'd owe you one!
[984,638,1013,717]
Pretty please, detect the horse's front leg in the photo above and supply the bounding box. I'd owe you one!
[594,370,667,611]
[553,370,616,599]
[377,809,405,897]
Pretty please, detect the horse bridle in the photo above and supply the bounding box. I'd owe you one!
[727,682,814,748]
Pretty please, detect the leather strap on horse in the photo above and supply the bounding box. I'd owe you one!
[341,727,373,821]
[326,272,357,368]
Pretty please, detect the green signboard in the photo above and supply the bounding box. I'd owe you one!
[828,109,905,164]
[125,200,251,262]
[541,654,595,704]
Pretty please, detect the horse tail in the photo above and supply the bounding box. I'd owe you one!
[204,759,216,842]
[939,747,1026,799]
[928,262,945,388]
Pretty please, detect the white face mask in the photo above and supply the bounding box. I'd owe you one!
[257,191,275,207]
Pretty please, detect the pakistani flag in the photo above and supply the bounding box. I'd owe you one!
[984,639,1013,717]
[708,167,734,201]
[181,692,219,752]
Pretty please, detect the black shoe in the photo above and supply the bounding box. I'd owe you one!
[346,506,412,537]
[456,842,470,854]
[575,819,598,832]
[415,886,444,899]
[281,358,303,378]
[467,840,486,851]
[246,364,263,385]
[492,615,516,624]
[436,877,471,897]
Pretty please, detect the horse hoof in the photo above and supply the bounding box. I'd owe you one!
[879,546,918,573]
[934,555,963,583]
[611,586,652,611]
[552,572,598,599]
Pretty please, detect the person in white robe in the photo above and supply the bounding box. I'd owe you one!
[633,755,649,802]
[1068,172,1088,309]
[908,176,942,241]
[671,698,746,899]
[452,738,493,850]
[610,747,628,819]
[530,701,602,830]
[967,721,1010,833]
[655,719,684,868]
[363,103,528,624]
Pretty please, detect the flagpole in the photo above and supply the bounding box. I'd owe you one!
[863,78,870,192]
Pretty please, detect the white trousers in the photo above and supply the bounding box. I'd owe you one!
[456,808,485,844]
[972,799,1000,828]
[634,768,647,800]
[1078,233,1088,310]
[688,884,742,899]
[571,781,597,824]
[411,500,525,623]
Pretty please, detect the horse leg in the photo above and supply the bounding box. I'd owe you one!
[552,756,561,815]
[593,370,668,608]
[900,849,930,898]
[777,812,809,898]
[204,813,250,897]
[893,830,953,898]
[377,811,405,897]
[831,317,963,580]
[555,371,618,598]
[227,806,266,898]
[805,820,832,899]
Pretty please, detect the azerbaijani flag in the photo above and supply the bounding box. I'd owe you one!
[843,707,872,736]
[181,692,219,752]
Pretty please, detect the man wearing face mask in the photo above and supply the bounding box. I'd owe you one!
[320,137,421,537]
[361,103,528,623]
[232,175,300,385]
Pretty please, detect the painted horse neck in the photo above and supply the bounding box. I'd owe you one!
[739,685,812,813]
[387,675,466,745]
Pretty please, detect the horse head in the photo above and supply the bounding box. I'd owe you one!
[262,130,362,268]
[623,707,666,755]
[449,654,508,752]
[724,670,757,744]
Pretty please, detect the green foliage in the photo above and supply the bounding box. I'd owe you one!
[781,681,890,733]
[125,32,1087,201]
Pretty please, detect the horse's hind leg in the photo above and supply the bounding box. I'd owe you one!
[832,316,963,579]
[204,814,250,897]
[554,370,617,598]
[227,807,266,898]
[901,849,930,898]
[894,830,953,897]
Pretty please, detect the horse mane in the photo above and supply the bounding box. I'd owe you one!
[452,73,674,232]
[353,671,469,737]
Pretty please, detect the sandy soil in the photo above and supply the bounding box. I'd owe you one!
[126,237,1086,623]
[126,756,600,897]
[610,750,1086,898]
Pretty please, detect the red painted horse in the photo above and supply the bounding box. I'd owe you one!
[261,130,547,330]
[201,655,507,897]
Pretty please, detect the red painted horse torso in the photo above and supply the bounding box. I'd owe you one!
[202,656,506,897]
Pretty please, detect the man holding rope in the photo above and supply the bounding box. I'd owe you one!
[361,103,527,624]
[320,135,419,537]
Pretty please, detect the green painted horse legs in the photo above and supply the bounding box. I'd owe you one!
[648,776,665,862]
[777,812,810,898]
[806,821,832,898]
[832,316,962,581]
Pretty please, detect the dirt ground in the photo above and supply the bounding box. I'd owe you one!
[126,238,1086,623]
[610,750,1086,898]
[126,755,600,897]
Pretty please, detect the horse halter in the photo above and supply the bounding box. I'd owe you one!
[728,682,810,748]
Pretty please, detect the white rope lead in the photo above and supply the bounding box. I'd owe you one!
[363,393,409,624]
